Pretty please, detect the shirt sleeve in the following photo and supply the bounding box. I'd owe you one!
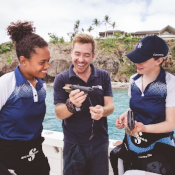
[0,72,16,110]
[43,83,47,90]
[53,73,69,105]
[166,72,175,107]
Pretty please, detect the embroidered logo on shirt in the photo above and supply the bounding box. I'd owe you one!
[137,42,143,48]
[92,85,103,90]
[134,132,147,144]
[21,148,39,161]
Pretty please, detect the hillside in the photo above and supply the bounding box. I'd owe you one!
[0,38,175,82]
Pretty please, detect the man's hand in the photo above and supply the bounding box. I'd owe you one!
[89,105,104,120]
[69,89,87,107]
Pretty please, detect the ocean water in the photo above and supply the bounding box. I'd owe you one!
[43,87,129,141]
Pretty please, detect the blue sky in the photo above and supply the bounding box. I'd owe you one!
[0,0,174,44]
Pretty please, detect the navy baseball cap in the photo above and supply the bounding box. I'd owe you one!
[126,35,169,63]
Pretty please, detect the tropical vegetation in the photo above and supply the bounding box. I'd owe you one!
[103,15,111,38]
[0,42,13,54]
[48,33,65,43]
[1,15,175,80]
[92,18,101,38]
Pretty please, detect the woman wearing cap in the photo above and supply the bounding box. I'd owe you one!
[116,35,175,151]
[0,21,50,175]
[114,35,175,174]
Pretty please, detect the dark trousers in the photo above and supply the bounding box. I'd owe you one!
[0,136,50,175]
[63,142,109,175]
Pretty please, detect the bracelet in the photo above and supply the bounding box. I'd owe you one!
[66,98,76,113]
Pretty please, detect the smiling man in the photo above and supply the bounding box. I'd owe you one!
[54,33,114,175]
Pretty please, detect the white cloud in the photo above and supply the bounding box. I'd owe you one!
[0,0,174,44]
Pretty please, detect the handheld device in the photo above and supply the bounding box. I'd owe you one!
[127,109,135,131]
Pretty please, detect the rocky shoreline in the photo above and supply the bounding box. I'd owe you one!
[47,82,129,89]
[111,82,129,89]
[1,41,175,83]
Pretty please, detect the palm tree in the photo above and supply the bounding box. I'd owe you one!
[67,32,76,42]
[74,20,80,34]
[67,32,72,37]
[87,26,94,34]
[92,18,101,38]
[104,15,111,38]
[111,22,116,36]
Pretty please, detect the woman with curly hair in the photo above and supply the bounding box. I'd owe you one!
[0,21,50,175]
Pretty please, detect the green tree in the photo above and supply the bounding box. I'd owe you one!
[123,33,133,51]
[67,32,76,42]
[48,33,58,43]
[114,33,122,38]
[125,32,131,37]
[104,15,111,38]
[87,26,94,34]
[74,20,80,34]
[111,22,116,36]
[92,18,101,38]
[48,33,64,43]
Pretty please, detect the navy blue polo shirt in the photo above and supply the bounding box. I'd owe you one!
[130,68,167,125]
[128,68,175,147]
[0,66,46,141]
[54,64,113,146]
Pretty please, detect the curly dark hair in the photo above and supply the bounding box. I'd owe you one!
[7,21,48,60]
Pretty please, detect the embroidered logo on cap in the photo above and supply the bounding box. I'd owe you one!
[153,53,164,57]
[137,42,143,48]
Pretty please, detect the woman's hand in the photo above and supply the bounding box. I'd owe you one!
[115,111,127,129]
[135,121,146,133]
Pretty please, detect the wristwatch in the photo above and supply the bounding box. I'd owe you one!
[66,98,82,113]
[75,106,82,112]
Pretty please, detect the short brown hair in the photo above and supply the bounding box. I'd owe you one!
[72,33,95,54]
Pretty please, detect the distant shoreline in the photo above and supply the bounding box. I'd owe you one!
[47,82,129,89]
